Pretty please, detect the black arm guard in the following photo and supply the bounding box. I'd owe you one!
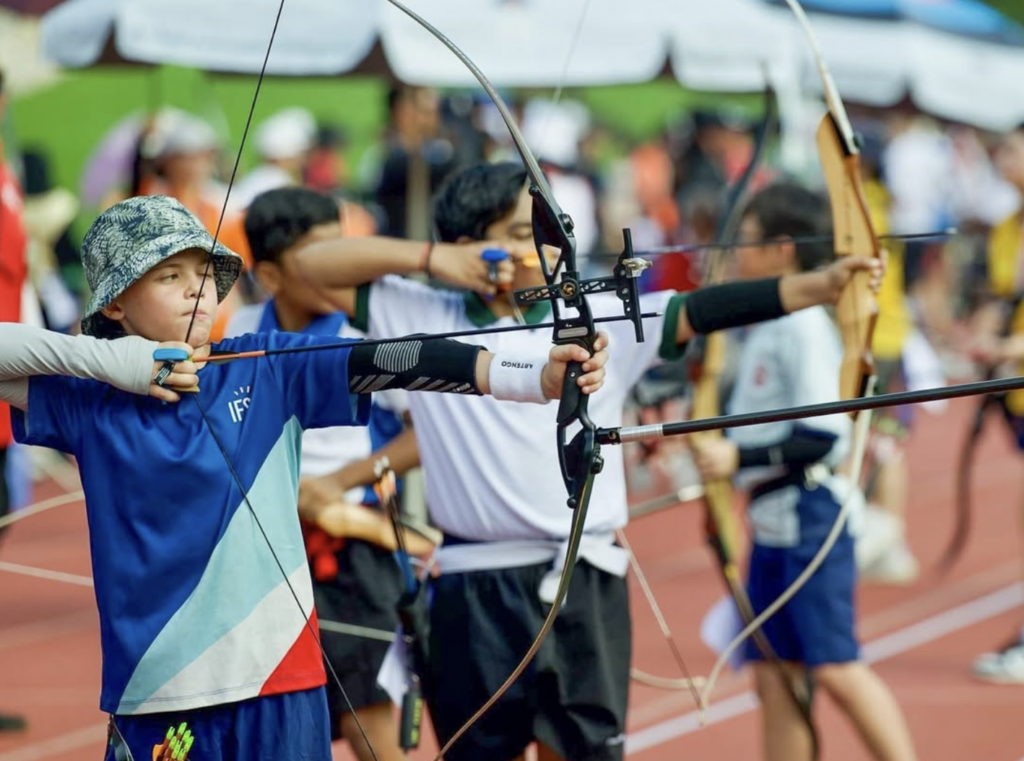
[348,337,484,395]
[684,277,785,335]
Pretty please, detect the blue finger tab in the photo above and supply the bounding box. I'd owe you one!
[153,348,190,362]
[481,250,510,293]
[480,248,509,263]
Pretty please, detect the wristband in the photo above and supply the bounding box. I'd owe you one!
[488,352,549,405]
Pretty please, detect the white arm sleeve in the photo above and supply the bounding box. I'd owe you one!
[0,379,28,409]
[0,324,159,409]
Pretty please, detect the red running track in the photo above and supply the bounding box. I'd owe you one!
[1,396,1022,760]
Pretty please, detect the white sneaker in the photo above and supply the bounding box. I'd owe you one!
[860,542,920,585]
[973,642,1024,684]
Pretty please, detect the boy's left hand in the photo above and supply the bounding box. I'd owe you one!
[822,250,887,301]
[692,437,739,480]
[541,332,610,400]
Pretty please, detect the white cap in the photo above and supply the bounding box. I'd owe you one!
[254,107,316,160]
[141,108,219,160]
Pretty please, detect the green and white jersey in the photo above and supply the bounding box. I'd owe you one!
[354,276,688,543]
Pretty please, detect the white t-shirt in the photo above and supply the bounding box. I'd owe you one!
[226,302,407,504]
[727,307,852,546]
[356,276,684,542]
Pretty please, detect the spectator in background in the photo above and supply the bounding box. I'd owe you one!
[883,113,957,342]
[855,124,922,584]
[0,65,28,735]
[969,121,1024,686]
[371,86,456,239]
[231,107,316,211]
[142,108,252,340]
[441,93,488,171]
[20,150,82,331]
[303,123,347,196]
[303,123,378,238]
[22,150,85,299]
[522,98,600,255]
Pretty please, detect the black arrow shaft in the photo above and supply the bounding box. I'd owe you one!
[599,374,1024,445]
[585,230,953,261]
[209,311,664,362]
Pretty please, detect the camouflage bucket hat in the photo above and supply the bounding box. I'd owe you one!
[80,195,244,337]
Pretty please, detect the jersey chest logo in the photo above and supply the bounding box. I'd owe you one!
[228,386,252,423]
[753,364,768,387]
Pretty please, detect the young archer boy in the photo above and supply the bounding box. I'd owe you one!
[227,186,418,761]
[0,194,609,761]
[694,182,917,761]
[292,162,885,761]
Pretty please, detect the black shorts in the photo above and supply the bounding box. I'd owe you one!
[313,539,406,734]
[426,560,631,761]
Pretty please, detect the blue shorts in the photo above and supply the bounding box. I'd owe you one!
[1001,408,1024,451]
[744,485,860,668]
[105,687,331,761]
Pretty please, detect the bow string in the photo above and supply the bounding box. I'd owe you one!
[175,2,386,759]
[381,2,650,758]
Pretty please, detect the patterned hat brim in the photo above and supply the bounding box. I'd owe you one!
[81,230,243,338]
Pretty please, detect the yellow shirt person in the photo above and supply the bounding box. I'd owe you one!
[986,210,1024,414]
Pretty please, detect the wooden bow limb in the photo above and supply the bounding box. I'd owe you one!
[818,117,881,407]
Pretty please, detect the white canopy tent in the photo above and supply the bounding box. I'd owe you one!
[755,5,1024,131]
[38,0,1024,131]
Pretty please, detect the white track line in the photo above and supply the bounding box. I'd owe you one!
[0,491,84,531]
[0,722,109,761]
[0,561,93,588]
[626,582,1024,755]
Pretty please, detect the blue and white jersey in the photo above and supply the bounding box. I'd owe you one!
[227,302,407,505]
[13,332,368,715]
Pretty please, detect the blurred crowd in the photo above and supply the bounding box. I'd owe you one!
[8,82,1021,357]
[5,78,1024,580]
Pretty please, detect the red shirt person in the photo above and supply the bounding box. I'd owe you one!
[0,67,29,735]
[0,140,27,450]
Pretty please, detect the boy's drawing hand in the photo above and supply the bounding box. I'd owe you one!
[541,332,610,400]
[429,241,515,297]
[150,342,199,403]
